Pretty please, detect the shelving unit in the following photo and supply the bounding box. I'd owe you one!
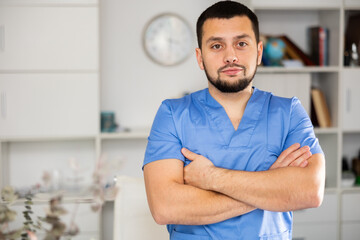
[0,0,101,239]
[1,0,360,239]
[253,1,360,239]
[100,128,150,140]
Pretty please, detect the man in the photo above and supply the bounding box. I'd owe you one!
[143,1,325,239]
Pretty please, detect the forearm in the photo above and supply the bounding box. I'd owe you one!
[149,181,255,225]
[207,154,325,212]
[143,159,255,225]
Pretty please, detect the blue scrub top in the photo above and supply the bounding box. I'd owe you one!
[143,87,323,240]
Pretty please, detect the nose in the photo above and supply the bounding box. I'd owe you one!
[225,56,238,64]
[224,48,238,64]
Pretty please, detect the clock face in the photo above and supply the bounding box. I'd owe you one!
[143,13,194,66]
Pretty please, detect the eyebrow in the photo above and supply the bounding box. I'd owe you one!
[234,34,252,41]
[205,34,252,45]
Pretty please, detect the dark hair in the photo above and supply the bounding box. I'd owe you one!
[196,1,259,49]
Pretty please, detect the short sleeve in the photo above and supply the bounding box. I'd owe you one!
[143,100,185,168]
[283,98,323,155]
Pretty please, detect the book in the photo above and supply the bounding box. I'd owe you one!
[308,26,329,66]
[278,35,315,66]
[310,97,320,127]
[311,88,332,128]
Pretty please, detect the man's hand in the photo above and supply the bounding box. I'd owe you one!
[181,148,215,190]
[270,143,312,169]
[182,143,312,190]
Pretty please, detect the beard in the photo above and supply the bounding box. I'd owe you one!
[204,62,257,93]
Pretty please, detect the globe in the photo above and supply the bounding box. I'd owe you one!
[264,38,286,66]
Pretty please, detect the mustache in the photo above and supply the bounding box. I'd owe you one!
[218,64,246,72]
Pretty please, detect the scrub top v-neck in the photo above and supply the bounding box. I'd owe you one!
[143,87,323,240]
[200,87,266,148]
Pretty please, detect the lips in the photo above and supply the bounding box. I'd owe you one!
[221,67,243,75]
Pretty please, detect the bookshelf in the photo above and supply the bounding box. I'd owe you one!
[253,1,360,239]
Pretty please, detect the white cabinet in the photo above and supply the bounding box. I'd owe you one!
[0,73,99,137]
[294,193,337,223]
[292,223,338,240]
[342,69,360,131]
[341,222,360,240]
[293,193,338,240]
[0,0,100,239]
[7,140,96,188]
[341,192,360,240]
[342,192,360,222]
[0,5,98,71]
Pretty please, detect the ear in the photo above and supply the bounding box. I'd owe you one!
[195,48,204,70]
[257,41,263,65]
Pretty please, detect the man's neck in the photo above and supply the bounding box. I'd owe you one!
[208,84,253,130]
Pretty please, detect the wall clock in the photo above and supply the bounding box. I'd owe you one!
[143,13,194,66]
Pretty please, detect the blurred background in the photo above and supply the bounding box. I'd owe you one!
[1,0,360,239]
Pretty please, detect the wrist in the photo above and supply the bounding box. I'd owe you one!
[207,166,226,191]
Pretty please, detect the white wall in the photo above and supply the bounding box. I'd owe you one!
[100,0,219,129]
[99,1,220,238]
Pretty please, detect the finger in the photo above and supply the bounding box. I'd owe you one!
[300,160,309,168]
[277,143,301,163]
[270,145,310,170]
[289,151,312,167]
[272,143,301,169]
[181,148,199,161]
[281,146,310,166]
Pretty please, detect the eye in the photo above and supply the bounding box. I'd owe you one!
[211,44,222,50]
[237,42,247,47]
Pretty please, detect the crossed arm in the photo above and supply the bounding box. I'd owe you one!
[182,147,325,212]
[143,143,325,225]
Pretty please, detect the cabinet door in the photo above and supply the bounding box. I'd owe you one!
[0,73,99,137]
[293,193,337,223]
[341,193,360,240]
[342,70,360,131]
[293,193,338,240]
[342,192,360,222]
[342,222,360,240]
[292,222,338,240]
[0,6,98,70]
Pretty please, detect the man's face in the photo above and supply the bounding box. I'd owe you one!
[196,16,263,93]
